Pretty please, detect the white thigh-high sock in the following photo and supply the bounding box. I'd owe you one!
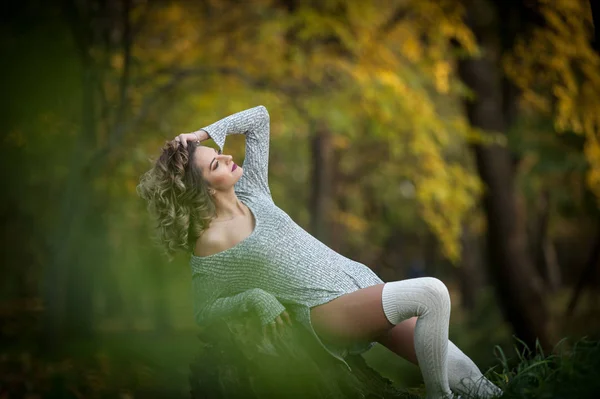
[447,341,503,398]
[381,278,453,399]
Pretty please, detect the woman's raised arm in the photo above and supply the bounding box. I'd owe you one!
[195,105,272,198]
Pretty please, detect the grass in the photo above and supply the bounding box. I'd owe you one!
[2,330,600,398]
[373,336,600,399]
[364,337,600,399]
[482,337,600,399]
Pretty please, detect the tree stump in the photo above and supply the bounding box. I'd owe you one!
[189,316,418,399]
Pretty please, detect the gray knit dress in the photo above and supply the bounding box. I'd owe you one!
[190,105,384,371]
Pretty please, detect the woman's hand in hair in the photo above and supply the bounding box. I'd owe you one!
[174,129,209,149]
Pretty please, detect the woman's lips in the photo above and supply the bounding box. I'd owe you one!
[232,163,237,171]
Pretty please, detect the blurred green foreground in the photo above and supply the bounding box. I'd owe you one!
[2,0,600,397]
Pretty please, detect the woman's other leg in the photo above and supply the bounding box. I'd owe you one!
[377,316,502,398]
[310,278,453,399]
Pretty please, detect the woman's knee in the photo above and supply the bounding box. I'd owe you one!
[419,277,451,311]
[383,277,451,321]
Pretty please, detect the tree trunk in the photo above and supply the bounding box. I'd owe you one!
[309,123,334,244]
[591,0,600,53]
[567,215,600,315]
[457,227,482,311]
[150,256,170,332]
[41,61,96,350]
[458,0,551,351]
[532,190,561,292]
[329,146,345,253]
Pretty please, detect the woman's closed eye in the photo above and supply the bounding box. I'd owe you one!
[213,149,222,170]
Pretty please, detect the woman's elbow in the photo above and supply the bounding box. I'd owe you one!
[258,105,270,120]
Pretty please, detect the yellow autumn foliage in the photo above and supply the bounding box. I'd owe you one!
[114,0,488,262]
[504,0,600,200]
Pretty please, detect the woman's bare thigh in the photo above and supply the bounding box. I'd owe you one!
[310,283,394,346]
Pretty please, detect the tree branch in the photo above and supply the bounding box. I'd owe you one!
[111,0,132,134]
[84,62,321,178]
[377,6,411,37]
[83,68,193,178]
[591,0,600,54]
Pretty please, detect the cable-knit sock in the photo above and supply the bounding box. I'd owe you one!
[447,340,503,398]
[381,278,453,399]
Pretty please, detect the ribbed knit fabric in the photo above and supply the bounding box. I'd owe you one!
[447,341,503,398]
[381,279,502,399]
[381,278,452,399]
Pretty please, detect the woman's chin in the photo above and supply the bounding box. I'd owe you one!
[234,168,243,183]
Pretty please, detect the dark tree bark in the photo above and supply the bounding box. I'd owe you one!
[41,0,133,348]
[42,58,97,348]
[567,216,600,315]
[330,147,345,253]
[458,0,551,350]
[149,252,170,332]
[458,227,483,311]
[531,190,561,292]
[590,0,600,53]
[309,124,334,244]
[563,0,600,317]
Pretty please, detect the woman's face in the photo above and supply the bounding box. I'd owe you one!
[194,145,242,191]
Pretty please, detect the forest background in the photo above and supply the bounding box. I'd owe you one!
[1,0,599,397]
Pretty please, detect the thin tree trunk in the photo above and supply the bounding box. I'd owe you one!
[590,0,600,53]
[567,216,600,315]
[41,63,96,349]
[533,190,561,292]
[458,227,482,311]
[458,0,551,351]
[330,147,344,253]
[149,251,170,332]
[309,123,334,244]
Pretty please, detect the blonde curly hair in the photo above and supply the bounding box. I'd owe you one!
[137,140,216,261]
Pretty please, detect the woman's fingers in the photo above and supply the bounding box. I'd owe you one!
[173,134,187,148]
[282,311,292,327]
[270,321,278,339]
[262,312,293,342]
[263,323,276,340]
[173,133,199,149]
[275,316,285,336]
[263,318,286,342]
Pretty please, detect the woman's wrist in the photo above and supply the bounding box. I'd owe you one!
[194,129,209,142]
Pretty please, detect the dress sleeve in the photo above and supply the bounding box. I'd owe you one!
[199,105,272,198]
[191,273,286,326]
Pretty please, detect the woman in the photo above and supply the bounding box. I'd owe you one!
[137,105,502,399]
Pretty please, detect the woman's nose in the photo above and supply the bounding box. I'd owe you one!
[218,154,233,162]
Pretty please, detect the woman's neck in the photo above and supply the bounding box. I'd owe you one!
[212,190,247,220]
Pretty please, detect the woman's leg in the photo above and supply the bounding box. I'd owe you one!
[446,341,503,398]
[378,278,452,399]
[377,317,502,398]
[310,278,453,399]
